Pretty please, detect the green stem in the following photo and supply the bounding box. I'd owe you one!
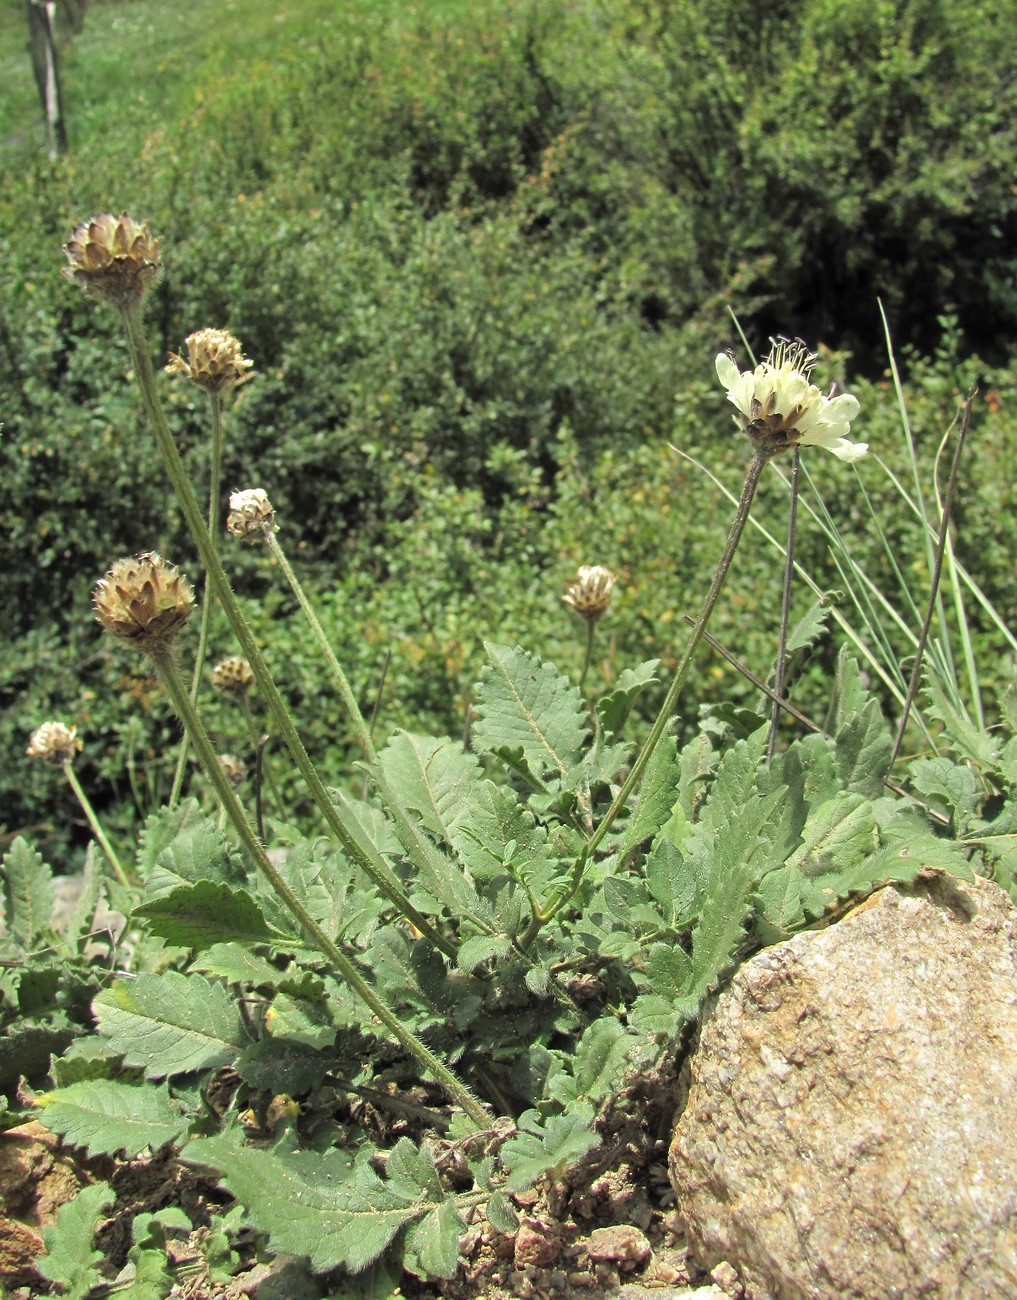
[149,644,489,1129]
[264,531,375,761]
[259,529,501,934]
[767,446,800,761]
[119,306,457,962]
[578,618,596,692]
[170,390,225,807]
[62,762,130,887]
[534,448,770,931]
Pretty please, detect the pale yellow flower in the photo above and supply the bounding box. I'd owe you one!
[716,339,866,463]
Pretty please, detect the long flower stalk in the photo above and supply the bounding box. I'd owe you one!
[117,305,458,961]
[170,388,225,806]
[149,642,489,1128]
[63,761,130,887]
[768,446,801,760]
[524,448,770,942]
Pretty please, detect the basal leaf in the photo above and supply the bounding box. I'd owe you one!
[925,673,1002,772]
[752,866,808,943]
[571,1017,633,1102]
[404,1198,465,1279]
[473,644,588,784]
[135,799,202,880]
[191,942,288,986]
[908,757,979,828]
[501,1105,600,1191]
[1,837,54,947]
[485,1191,519,1233]
[644,837,697,929]
[596,659,660,740]
[457,934,512,974]
[94,972,248,1078]
[450,780,560,898]
[36,1079,185,1156]
[616,733,682,858]
[145,818,246,901]
[235,1038,333,1094]
[38,1181,111,1298]
[64,844,102,944]
[374,733,481,847]
[786,791,877,878]
[133,880,275,951]
[185,1126,441,1274]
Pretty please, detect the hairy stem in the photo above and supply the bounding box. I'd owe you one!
[171,389,224,806]
[119,306,458,961]
[62,761,130,887]
[530,448,771,936]
[150,644,489,1129]
[768,446,800,761]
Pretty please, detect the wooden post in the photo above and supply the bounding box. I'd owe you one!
[26,0,68,158]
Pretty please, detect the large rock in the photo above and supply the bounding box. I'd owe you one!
[669,874,1017,1299]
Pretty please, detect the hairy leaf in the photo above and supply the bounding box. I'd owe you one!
[36,1079,185,1156]
[616,733,683,858]
[145,818,246,901]
[908,757,980,828]
[473,644,588,784]
[1,837,54,947]
[501,1105,600,1191]
[375,733,481,846]
[38,1181,111,1298]
[185,1127,452,1275]
[596,659,660,740]
[94,972,248,1078]
[134,880,275,951]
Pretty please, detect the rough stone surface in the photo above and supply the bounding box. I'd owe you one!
[669,874,1017,1299]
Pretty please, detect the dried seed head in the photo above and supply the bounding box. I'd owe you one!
[93,552,195,651]
[227,488,277,542]
[166,328,254,393]
[217,753,247,789]
[62,212,161,309]
[212,655,255,701]
[563,565,616,625]
[26,721,82,766]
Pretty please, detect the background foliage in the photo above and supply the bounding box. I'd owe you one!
[2,0,1016,857]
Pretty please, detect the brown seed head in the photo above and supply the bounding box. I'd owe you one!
[212,655,255,701]
[217,754,247,789]
[166,328,254,393]
[563,565,616,625]
[62,212,161,309]
[27,721,83,766]
[93,552,195,651]
[227,488,277,542]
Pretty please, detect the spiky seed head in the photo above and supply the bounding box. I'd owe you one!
[166,328,254,393]
[26,721,82,766]
[217,753,247,789]
[212,655,255,701]
[563,565,616,625]
[93,552,195,651]
[62,212,161,309]
[227,488,277,542]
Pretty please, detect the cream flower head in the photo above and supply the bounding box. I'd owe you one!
[564,565,616,624]
[27,721,83,766]
[716,339,866,463]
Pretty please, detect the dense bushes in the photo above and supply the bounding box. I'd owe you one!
[2,0,1015,857]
